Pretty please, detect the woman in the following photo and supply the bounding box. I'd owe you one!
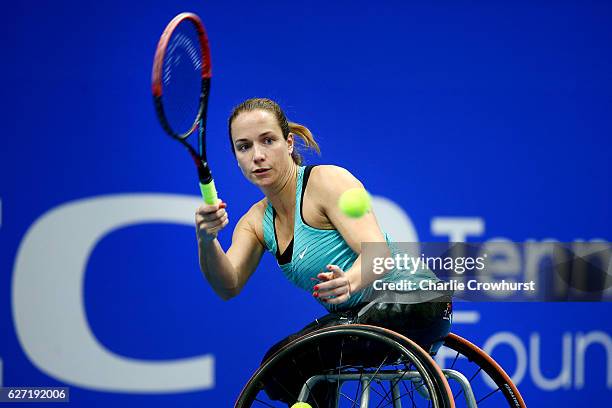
[195,98,451,405]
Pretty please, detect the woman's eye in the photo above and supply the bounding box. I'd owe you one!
[237,144,249,152]
[264,137,273,144]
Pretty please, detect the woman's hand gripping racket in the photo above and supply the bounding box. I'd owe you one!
[151,12,218,204]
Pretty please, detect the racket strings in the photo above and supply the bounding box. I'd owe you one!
[164,32,202,84]
[161,21,204,138]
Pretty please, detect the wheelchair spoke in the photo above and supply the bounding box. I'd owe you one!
[374,366,411,408]
[452,385,464,401]
[453,365,482,401]
[315,341,325,371]
[380,389,418,408]
[290,357,320,408]
[336,337,345,405]
[377,390,401,408]
[268,374,299,406]
[358,355,389,403]
[374,381,395,408]
[469,366,483,382]
[349,370,364,408]
[449,351,460,370]
[476,387,502,404]
[368,380,392,403]
[253,398,278,408]
[339,391,358,405]
[400,373,418,407]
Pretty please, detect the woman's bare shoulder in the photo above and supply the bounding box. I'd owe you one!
[237,198,269,242]
[309,165,363,193]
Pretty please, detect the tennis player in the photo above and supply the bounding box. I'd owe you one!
[195,98,451,405]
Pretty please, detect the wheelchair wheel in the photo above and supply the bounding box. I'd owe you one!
[437,333,527,407]
[235,324,454,408]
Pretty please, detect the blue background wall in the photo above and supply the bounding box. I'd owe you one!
[1,0,611,405]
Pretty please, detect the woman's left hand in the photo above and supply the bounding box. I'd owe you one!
[313,265,352,304]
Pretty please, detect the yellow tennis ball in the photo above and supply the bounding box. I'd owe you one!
[338,188,371,218]
[291,403,313,408]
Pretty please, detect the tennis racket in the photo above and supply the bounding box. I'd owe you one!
[151,12,218,204]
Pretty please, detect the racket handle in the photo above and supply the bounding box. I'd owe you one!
[200,179,218,204]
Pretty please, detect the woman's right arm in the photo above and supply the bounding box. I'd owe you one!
[195,201,264,300]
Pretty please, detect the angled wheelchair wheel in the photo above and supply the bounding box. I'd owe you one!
[235,324,454,408]
[437,333,527,407]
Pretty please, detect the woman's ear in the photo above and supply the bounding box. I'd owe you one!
[287,133,294,155]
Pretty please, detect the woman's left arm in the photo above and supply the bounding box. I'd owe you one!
[310,165,391,304]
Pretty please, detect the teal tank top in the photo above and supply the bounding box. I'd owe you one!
[262,166,371,311]
[262,166,438,311]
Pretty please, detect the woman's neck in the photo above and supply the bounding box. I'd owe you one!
[263,162,299,221]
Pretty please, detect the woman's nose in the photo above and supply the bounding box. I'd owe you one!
[253,145,265,162]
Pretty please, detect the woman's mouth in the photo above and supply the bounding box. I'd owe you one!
[252,168,271,176]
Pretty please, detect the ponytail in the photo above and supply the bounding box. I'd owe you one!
[288,121,320,165]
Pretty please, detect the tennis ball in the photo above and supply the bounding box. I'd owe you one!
[338,188,371,218]
[291,403,313,408]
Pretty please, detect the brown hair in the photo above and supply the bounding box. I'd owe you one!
[228,98,320,165]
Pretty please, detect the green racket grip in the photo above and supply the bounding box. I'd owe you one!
[199,180,218,205]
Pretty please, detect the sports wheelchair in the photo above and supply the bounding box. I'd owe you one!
[234,324,526,407]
